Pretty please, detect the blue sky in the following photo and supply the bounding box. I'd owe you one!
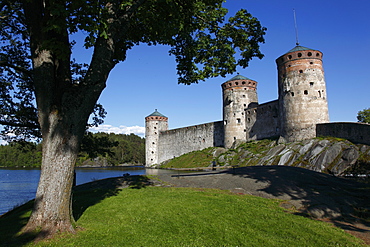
[88,0,369,137]
[3,0,370,142]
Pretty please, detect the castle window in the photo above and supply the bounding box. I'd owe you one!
[224,120,228,125]
[310,62,313,64]
[244,104,247,107]
[154,132,157,134]
[298,53,302,57]
[151,151,154,154]
[154,126,157,129]
[288,55,292,59]
[235,82,239,85]
[242,95,246,98]
[247,118,250,122]
[304,90,308,95]
[299,70,303,73]
[310,82,314,87]
[152,142,155,144]
[308,52,312,56]
[237,118,241,124]
[288,65,291,67]
[318,91,321,97]
[242,81,246,84]
[291,92,295,96]
[229,83,232,86]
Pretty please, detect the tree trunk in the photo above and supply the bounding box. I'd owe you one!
[20,0,120,238]
[22,109,87,237]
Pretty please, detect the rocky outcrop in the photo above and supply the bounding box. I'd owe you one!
[216,138,370,176]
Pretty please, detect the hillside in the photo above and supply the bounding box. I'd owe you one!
[160,137,370,177]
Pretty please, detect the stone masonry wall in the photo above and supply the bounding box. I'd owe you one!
[316,122,370,145]
[245,100,280,141]
[157,121,224,164]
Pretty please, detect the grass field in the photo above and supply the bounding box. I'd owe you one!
[0,180,365,246]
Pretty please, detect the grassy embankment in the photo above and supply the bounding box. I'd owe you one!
[0,176,364,246]
[160,139,274,169]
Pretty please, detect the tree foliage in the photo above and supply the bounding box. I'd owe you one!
[357,108,370,124]
[0,132,145,167]
[0,0,266,237]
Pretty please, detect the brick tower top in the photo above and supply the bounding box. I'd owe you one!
[145,109,168,121]
[221,74,257,91]
[276,45,323,67]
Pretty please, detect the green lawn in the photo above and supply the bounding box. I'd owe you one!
[0,182,364,246]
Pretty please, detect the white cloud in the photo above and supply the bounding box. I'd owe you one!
[0,139,7,145]
[89,124,145,137]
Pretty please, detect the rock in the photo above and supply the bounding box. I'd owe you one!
[266,144,285,157]
[311,142,342,174]
[212,148,227,158]
[342,147,359,164]
[278,150,294,166]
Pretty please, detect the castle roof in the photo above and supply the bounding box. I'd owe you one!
[226,74,252,82]
[147,109,167,118]
[285,45,315,54]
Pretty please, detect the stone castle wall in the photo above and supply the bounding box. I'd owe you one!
[245,100,280,141]
[316,122,370,145]
[157,121,224,164]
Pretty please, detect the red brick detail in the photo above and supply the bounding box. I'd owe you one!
[145,116,168,121]
[221,79,257,91]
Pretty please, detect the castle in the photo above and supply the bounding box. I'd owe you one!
[145,45,330,167]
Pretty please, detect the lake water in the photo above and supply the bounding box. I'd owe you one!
[0,167,175,216]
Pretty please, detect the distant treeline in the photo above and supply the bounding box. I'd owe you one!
[0,132,145,167]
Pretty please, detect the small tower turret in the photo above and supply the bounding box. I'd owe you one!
[222,75,258,148]
[276,45,329,142]
[145,109,168,167]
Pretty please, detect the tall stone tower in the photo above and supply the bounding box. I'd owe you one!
[222,75,258,148]
[145,109,168,167]
[276,46,329,142]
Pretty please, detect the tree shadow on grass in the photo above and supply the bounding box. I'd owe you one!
[73,175,152,220]
[232,167,368,213]
[0,175,152,246]
[166,166,370,238]
[0,200,38,246]
[225,166,370,243]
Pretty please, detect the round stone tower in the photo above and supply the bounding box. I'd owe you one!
[145,109,168,167]
[222,75,258,148]
[276,45,329,142]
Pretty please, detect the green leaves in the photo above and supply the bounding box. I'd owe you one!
[169,7,266,84]
[357,108,370,123]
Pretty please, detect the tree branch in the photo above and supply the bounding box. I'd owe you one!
[0,60,33,77]
[0,119,40,129]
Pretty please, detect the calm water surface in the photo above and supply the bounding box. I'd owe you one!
[0,167,173,215]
